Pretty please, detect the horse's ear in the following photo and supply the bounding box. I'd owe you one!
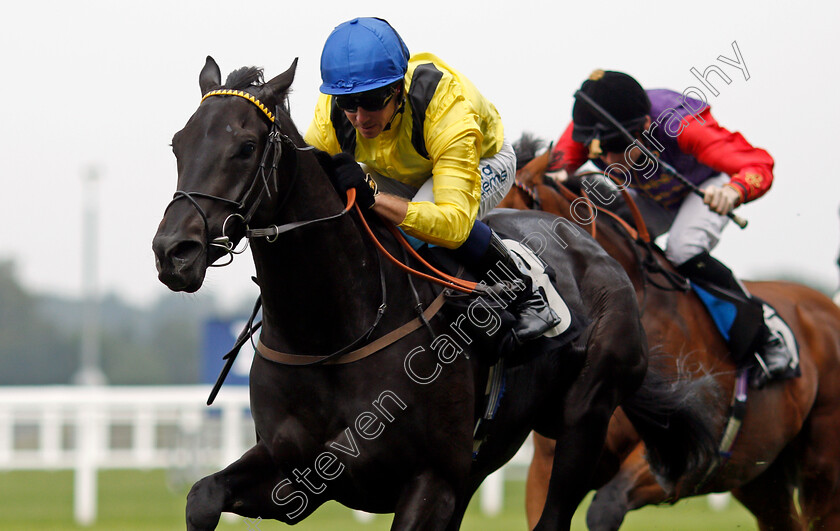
[199,56,222,95]
[261,58,298,101]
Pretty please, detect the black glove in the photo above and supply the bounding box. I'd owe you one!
[331,153,377,209]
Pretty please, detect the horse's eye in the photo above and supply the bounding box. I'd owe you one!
[237,142,256,158]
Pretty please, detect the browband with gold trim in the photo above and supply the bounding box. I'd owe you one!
[200,89,275,122]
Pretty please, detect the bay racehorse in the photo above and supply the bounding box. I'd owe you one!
[152,59,720,530]
[503,138,840,530]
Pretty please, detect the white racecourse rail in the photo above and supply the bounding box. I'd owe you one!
[0,385,532,525]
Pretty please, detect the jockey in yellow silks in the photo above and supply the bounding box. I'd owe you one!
[305,17,560,343]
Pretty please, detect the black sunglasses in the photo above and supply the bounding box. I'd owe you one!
[335,86,397,112]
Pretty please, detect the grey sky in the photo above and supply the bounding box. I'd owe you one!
[1,0,838,310]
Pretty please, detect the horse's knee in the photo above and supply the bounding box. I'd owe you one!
[186,476,226,531]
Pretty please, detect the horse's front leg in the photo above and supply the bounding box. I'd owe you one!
[390,470,458,531]
[187,442,298,530]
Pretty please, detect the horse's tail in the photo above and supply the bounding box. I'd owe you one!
[620,349,721,489]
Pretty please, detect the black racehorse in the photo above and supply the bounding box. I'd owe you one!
[152,56,719,530]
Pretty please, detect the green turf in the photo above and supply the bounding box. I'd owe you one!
[0,469,757,530]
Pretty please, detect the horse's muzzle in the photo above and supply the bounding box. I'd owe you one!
[152,233,207,292]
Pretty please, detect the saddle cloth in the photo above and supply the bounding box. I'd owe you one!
[693,282,800,368]
[762,301,800,370]
[503,239,573,338]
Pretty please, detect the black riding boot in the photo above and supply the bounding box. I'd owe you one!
[475,232,562,343]
[677,252,799,388]
[749,327,800,389]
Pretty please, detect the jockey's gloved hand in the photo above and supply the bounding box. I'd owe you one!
[331,153,377,209]
[703,184,741,216]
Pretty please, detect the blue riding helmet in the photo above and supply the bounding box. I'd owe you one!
[319,17,410,95]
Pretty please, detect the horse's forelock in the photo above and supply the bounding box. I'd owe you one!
[222,66,291,112]
[223,66,265,90]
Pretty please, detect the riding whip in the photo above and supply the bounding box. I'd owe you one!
[574,90,748,229]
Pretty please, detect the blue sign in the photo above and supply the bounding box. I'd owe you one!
[201,318,255,386]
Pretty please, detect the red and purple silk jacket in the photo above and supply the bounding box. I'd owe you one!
[546,89,774,211]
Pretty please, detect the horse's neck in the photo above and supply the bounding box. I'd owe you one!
[547,189,645,289]
[251,156,383,354]
[518,149,551,186]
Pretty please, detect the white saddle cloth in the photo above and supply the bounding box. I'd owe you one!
[503,239,573,338]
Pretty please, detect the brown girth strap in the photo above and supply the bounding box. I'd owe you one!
[256,291,447,365]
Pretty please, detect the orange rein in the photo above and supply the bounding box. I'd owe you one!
[348,190,478,295]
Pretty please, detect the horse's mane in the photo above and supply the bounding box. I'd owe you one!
[223,67,265,90]
[513,132,547,170]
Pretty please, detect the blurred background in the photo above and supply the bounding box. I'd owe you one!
[1,0,838,529]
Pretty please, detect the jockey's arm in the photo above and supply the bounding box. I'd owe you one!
[677,107,775,212]
[371,193,409,225]
[395,131,483,249]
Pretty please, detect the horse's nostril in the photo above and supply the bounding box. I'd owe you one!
[169,240,204,265]
[153,234,204,269]
[153,236,206,292]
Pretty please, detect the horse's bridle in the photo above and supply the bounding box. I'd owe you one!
[165,89,316,267]
[166,89,391,398]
